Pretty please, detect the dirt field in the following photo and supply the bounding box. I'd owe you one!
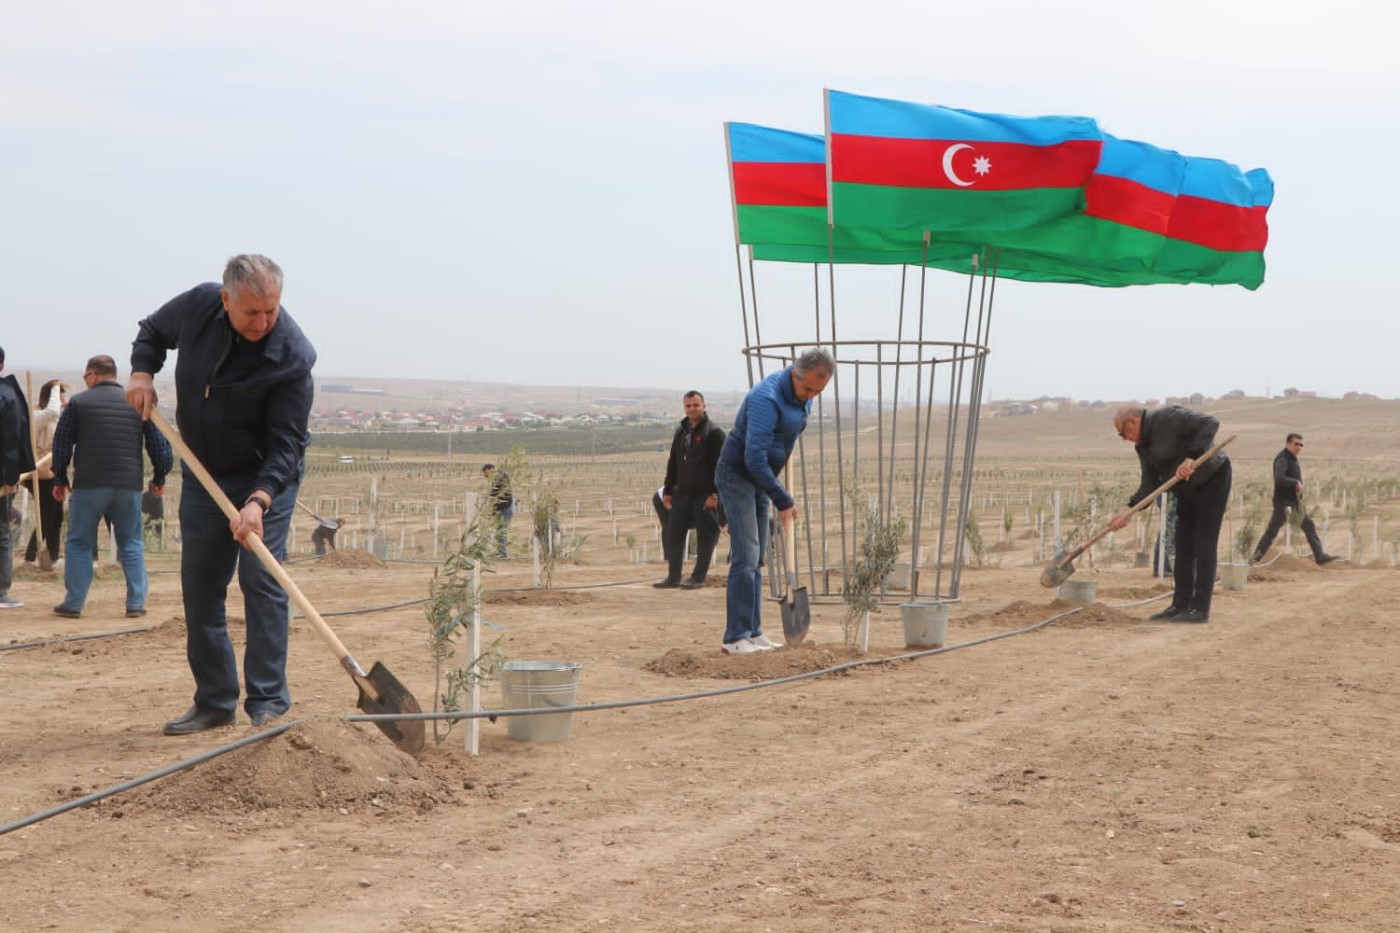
[4,397,1400,932]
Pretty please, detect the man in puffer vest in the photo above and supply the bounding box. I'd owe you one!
[51,355,172,619]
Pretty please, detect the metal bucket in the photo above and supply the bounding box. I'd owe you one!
[498,661,582,743]
[1219,562,1249,592]
[900,601,949,649]
[1057,579,1098,605]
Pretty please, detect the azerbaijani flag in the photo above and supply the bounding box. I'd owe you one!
[826,89,1103,234]
[967,139,1270,289]
[955,134,1189,286]
[726,121,937,264]
[1152,158,1272,288]
[726,117,1270,289]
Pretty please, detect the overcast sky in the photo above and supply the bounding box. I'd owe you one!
[4,1,1396,403]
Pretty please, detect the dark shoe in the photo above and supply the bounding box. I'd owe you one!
[1317,554,1338,565]
[679,579,705,590]
[1171,609,1210,623]
[1148,605,1185,621]
[652,578,681,589]
[1248,553,1264,566]
[250,710,284,728]
[126,608,148,618]
[53,605,82,619]
[163,705,236,736]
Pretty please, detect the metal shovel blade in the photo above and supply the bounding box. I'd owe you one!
[1039,550,1077,589]
[354,661,426,756]
[781,576,811,646]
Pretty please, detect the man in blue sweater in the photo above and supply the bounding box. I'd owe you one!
[126,254,317,734]
[715,349,834,654]
[51,355,172,619]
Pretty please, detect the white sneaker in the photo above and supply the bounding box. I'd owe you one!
[721,638,761,655]
[750,634,782,649]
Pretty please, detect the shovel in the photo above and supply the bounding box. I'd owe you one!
[295,498,339,528]
[1040,433,1236,589]
[150,409,425,755]
[779,511,810,646]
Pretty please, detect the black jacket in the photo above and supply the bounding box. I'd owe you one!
[663,415,724,498]
[1127,405,1228,506]
[1271,448,1304,504]
[131,282,316,499]
[0,374,34,487]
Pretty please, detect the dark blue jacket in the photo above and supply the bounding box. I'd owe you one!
[131,282,316,499]
[717,366,811,511]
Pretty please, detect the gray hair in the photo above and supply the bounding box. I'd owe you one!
[793,348,835,378]
[223,254,284,298]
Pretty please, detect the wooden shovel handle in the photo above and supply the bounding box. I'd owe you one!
[1062,433,1236,565]
[781,461,798,583]
[149,409,375,689]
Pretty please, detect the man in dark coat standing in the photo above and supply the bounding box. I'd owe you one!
[1250,433,1335,565]
[1109,404,1231,624]
[654,391,725,589]
[126,254,316,734]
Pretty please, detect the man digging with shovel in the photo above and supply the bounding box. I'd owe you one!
[127,254,317,734]
[714,348,833,654]
[1108,404,1232,624]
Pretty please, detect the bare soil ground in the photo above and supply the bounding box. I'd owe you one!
[4,398,1400,932]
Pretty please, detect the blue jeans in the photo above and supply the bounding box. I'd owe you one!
[715,460,770,645]
[0,493,13,595]
[60,487,146,612]
[496,504,514,558]
[179,468,299,717]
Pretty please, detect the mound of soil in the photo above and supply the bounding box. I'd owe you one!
[645,642,884,681]
[116,719,460,818]
[485,588,595,607]
[960,598,1144,630]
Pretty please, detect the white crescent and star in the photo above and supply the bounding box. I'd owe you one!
[941,144,992,187]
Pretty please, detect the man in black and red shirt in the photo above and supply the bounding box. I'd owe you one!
[655,391,725,589]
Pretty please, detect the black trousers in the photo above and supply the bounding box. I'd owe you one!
[663,492,721,583]
[652,489,673,563]
[1253,498,1325,561]
[1174,461,1231,615]
[24,477,63,562]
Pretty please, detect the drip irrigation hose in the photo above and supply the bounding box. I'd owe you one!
[0,627,152,654]
[347,606,1085,724]
[0,720,302,837]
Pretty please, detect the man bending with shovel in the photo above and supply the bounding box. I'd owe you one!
[714,349,833,654]
[127,254,317,734]
[1108,404,1231,624]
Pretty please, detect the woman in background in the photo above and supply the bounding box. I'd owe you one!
[24,378,68,566]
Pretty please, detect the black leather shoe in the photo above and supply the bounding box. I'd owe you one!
[653,578,680,589]
[1148,605,1185,621]
[1171,609,1210,623]
[679,579,705,590]
[1317,554,1338,565]
[53,605,82,619]
[126,608,148,618]
[250,710,284,728]
[163,705,236,736]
